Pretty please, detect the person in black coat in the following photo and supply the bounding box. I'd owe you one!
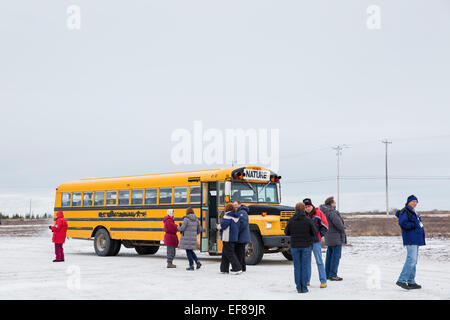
[233,201,250,272]
[284,202,317,293]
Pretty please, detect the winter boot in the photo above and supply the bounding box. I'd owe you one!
[230,269,242,275]
[329,276,343,281]
[408,283,422,289]
[320,282,327,288]
[196,261,202,269]
[167,262,176,268]
[396,281,410,290]
[186,265,195,271]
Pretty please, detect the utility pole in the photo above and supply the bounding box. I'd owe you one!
[382,140,392,215]
[332,144,350,211]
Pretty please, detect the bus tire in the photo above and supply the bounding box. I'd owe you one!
[110,239,121,256]
[94,228,115,256]
[281,249,293,261]
[135,246,159,255]
[245,232,264,265]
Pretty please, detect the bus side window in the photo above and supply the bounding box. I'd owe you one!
[189,186,201,203]
[118,190,130,205]
[72,192,82,207]
[174,187,187,204]
[145,188,157,205]
[131,189,143,205]
[94,191,105,206]
[106,191,117,206]
[61,193,71,207]
[159,188,172,204]
[83,192,93,206]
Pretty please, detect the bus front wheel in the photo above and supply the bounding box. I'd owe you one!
[245,232,264,265]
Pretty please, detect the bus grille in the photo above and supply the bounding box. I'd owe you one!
[280,211,295,230]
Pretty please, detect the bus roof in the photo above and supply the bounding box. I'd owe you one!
[56,166,276,192]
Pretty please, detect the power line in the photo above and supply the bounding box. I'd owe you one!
[280,133,450,160]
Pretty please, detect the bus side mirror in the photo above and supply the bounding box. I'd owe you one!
[225,181,231,197]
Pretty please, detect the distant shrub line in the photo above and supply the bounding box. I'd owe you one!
[0,213,52,219]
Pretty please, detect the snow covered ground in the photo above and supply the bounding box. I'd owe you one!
[0,226,449,300]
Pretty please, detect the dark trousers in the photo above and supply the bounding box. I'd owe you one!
[55,243,64,261]
[325,245,342,278]
[234,242,247,272]
[220,242,241,273]
[186,249,199,266]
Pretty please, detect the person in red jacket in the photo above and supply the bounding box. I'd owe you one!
[163,209,179,268]
[49,211,68,262]
[304,198,329,288]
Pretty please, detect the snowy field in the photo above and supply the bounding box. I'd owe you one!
[0,226,449,300]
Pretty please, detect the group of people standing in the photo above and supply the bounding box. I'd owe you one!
[217,201,250,274]
[163,207,203,270]
[163,201,250,273]
[49,194,426,293]
[284,197,346,293]
[283,194,426,293]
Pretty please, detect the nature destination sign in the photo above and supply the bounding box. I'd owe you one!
[243,169,270,181]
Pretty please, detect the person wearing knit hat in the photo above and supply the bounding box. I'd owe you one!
[395,194,425,290]
[303,198,313,207]
[406,195,418,206]
[303,198,329,288]
[163,209,179,268]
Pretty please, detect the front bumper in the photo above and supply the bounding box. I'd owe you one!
[262,235,290,248]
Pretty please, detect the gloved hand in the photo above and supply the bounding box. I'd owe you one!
[48,226,52,230]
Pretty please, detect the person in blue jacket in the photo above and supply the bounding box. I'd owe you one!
[217,203,242,274]
[233,201,250,272]
[395,195,425,290]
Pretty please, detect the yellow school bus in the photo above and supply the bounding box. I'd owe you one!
[54,166,295,264]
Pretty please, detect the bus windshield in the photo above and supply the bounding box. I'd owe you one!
[231,182,279,203]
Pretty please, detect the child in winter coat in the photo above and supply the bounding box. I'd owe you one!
[49,211,68,262]
[163,209,179,268]
[217,203,242,274]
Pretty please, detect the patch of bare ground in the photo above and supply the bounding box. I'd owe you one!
[0,219,53,237]
[343,213,450,237]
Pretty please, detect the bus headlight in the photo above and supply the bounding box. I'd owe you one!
[265,222,272,230]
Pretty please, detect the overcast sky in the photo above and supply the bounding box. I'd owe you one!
[1,0,449,215]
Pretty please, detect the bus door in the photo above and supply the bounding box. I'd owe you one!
[200,182,219,253]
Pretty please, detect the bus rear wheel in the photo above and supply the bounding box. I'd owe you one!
[245,232,264,265]
[94,228,120,256]
[135,246,159,255]
[281,249,293,261]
